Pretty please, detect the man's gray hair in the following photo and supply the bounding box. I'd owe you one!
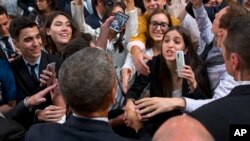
[59,48,116,113]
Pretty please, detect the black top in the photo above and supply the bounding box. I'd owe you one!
[125,55,208,135]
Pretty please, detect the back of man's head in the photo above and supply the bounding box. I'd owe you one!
[224,14,250,69]
[219,2,249,29]
[9,16,38,40]
[59,48,116,115]
[153,115,214,141]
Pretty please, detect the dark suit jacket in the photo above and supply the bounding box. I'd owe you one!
[5,100,35,129]
[191,85,250,141]
[0,101,33,141]
[125,55,208,135]
[0,117,25,141]
[11,51,62,121]
[25,115,147,141]
[85,13,102,29]
[11,51,62,100]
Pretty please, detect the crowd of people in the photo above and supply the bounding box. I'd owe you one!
[1,0,250,141]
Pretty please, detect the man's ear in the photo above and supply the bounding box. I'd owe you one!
[218,28,225,36]
[109,86,117,105]
[230,53,240,72]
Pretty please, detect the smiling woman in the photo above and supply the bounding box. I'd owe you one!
[43,11,79,55]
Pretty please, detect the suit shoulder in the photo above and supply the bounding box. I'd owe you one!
[26,123,62,140]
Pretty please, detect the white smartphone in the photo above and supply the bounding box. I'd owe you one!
[176,51,185,77]
[39,62,56,87]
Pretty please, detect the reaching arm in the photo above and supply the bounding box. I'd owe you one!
[191,0,214,44]
[71,0,100,39]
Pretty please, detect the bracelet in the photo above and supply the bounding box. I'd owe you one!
[24,97,32,108]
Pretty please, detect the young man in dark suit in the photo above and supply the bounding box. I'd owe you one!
[9,16,66,128]
[26,48,150,141]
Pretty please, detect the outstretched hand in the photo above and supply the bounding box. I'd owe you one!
[131,46,152,75]
[26,83,58,107]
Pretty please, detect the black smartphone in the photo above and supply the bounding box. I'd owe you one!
[109,11,129,33]
[2,48,19,59]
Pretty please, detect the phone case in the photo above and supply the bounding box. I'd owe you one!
[176,51,185,77]
[46,62,56,71]
[109,11,129,32]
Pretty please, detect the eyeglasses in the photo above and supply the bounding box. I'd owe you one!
[150,21,169,30]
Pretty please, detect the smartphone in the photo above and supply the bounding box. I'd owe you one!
[176,51,185,77]
[2,47,18,59]
[46,62,56,72]
[109,11,129,32]
[39,62,56,87]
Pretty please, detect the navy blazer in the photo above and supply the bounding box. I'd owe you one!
[10,51,62,119]
[0,101,32,141]
[11,51,62,100]
[0,117,25,141]
[85,13,102,29]
[26,115,144,141]
[191,85,250,141]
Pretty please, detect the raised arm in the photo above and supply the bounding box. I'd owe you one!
[71,0,100,39]
[191,0,214,44]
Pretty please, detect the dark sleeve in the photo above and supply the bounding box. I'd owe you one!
[182,80,208,100]
[5,101,35,129]
[125,73,150,101]
[17,0,29,10]
[125,60,154,101]
[0,117,25,141]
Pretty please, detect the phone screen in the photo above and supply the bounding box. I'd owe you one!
[109,11,129,32]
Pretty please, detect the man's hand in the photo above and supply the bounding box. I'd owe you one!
[124,0,135,12]
[190,0,203,8]
[131,46,152,75]
[26,84,58,107]
[40,69,56,87]
[96,16,114,49]
[74,0,82,5]
[36,105,66,122]
[123,103,143,132]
